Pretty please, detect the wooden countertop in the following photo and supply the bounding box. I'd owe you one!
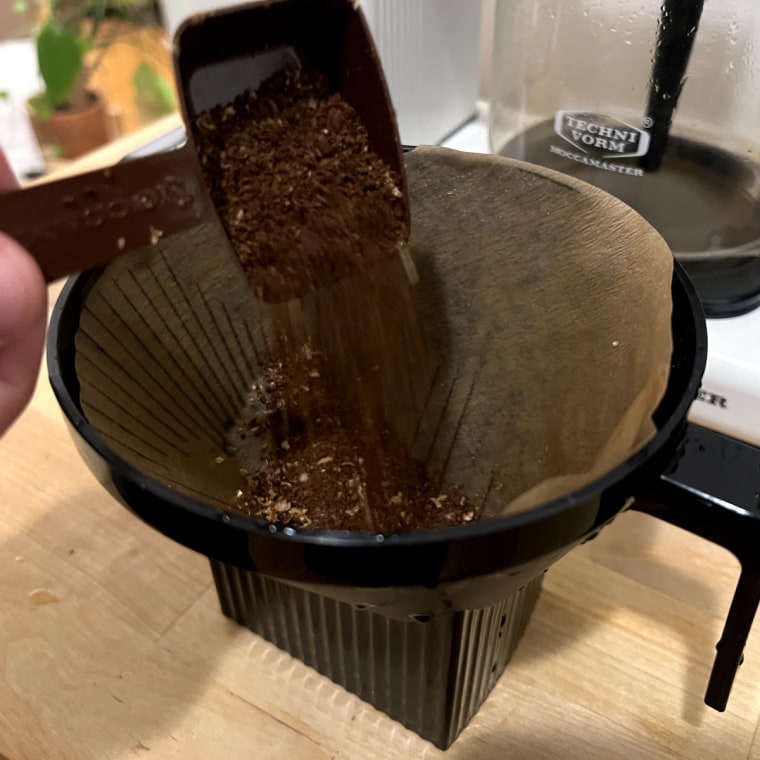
[2,124,760,760]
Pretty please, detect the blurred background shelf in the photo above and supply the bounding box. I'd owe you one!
[0,0,176,181]
[0,0,489,181]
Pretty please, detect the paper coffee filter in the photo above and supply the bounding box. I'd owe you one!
[404,147,672,516]
[74,223,264,509]
[74,146,673,522]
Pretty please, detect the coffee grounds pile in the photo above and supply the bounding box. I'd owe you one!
[232,345,480,533]
[192,68,407,302]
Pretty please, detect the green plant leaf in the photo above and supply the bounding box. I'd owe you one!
[134,63,176,119]
[12,0,28,14]
[0,91,9,101]
[37,19,86,108]
[77,35,93,56]
[27,92,55,121]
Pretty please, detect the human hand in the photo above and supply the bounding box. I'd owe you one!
[0,150,47,435]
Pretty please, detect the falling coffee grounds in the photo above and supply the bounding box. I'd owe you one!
[193,69,480,532]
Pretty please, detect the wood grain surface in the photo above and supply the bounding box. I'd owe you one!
[2,125,760,760]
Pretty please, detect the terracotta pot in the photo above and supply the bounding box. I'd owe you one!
[30,92,112,160]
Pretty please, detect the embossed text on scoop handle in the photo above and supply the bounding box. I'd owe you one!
[0,144,213,283]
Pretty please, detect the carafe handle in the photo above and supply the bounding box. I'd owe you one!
[632,422,760,710]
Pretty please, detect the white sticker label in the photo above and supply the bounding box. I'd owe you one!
[553,111,651,159]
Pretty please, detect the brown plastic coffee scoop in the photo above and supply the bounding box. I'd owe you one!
[0,0,408,293]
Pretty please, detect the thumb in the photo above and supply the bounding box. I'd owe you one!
[0,231,47,434]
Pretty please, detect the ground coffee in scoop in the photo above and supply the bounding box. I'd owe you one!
[193,68,407,302]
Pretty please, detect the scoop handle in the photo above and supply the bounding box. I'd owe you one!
[0,143,213,283]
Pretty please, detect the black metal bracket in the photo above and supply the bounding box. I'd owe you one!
[632,421,760,711]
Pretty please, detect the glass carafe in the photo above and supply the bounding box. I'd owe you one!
[489,0,760,316]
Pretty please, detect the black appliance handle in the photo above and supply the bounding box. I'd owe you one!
[631,421,760,711]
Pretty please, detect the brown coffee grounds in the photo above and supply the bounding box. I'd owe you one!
[192,68,407,302]
[232,345,480,533]
[194,67,477,532]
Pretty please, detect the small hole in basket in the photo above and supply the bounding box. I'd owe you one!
[410,613,433,623]
[499,615,507,627]
[491,664,497,674]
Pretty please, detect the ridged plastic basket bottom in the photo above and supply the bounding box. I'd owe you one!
[210,561,543,749]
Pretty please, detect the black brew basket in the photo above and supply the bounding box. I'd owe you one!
[47,248,731,749]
